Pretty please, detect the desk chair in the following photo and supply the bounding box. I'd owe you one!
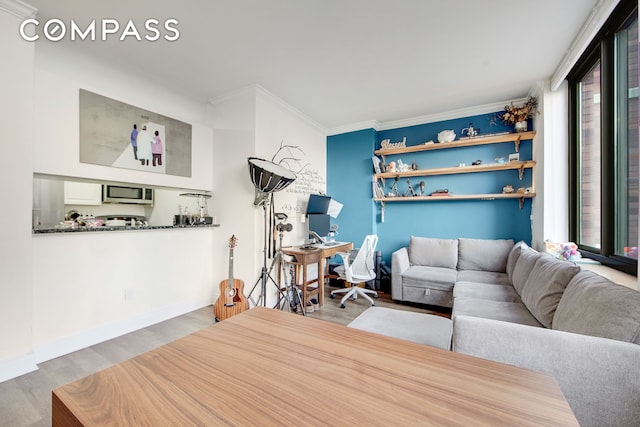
[330,235,379,308]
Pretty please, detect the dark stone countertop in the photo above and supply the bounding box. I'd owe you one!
[33,223,220,234]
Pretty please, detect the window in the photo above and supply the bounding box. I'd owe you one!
[569,0,638,275]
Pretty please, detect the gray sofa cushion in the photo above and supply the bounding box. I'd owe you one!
[506,240,527,278]
[452,297,543,327]
[402,265,457,292]
[456,270,511,286]
[453,315,640,427]
[409,236,458,269]
[553,271,640,344]
[520,254,580,328]
[453,281,522,303]
[348,307,453,350]
[457,238,514,272]
[510,247,539,295]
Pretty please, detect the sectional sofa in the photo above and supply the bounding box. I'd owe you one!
[389,236,640,427]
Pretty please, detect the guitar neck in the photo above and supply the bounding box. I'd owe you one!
[228,247,234,286]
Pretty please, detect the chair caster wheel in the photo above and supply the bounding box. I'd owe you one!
[214,317,220,323]
[340,303,346,309]
[371,302,376,306]
[330,294,336,299]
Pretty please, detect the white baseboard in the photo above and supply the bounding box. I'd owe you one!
[33,298,211,364]
[0,353,38,383]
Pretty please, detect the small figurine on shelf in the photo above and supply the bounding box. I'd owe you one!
[502,184,514,194]
[461,123,479,138]
[396,159,410,172]
[472,160,482,166]
[387,161,396,173]
[405,179,417,197]
[419,181,425,196]
[388,176,400,197]
[411,160,418,170]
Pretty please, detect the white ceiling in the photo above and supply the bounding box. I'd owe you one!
[26,0,601,132]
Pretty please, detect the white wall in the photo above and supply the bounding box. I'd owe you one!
[0,18,221,381]
[207,86,328,307]
[26,43,219,363]
[542,81,570,244]
[207,89,257,305]
[530,80,569,251]
[0,2,38,381]
[33,42,213,191]
[32,229,214,362]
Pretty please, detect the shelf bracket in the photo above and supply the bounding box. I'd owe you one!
[518,164,525,180]
[514,138,521,153]
[519,197,525,209]
[380,201,385,222]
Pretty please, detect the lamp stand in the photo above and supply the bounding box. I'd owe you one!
[247,201,304,314]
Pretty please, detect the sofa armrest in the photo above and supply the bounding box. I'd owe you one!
[391,247,410,300]
[453,315,640,427]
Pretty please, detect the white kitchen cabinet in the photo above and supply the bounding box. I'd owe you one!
[64,181,103,205]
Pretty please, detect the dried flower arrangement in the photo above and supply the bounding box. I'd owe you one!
[498,96,538,125]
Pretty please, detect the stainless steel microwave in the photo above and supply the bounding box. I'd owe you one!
[102,185,153,205]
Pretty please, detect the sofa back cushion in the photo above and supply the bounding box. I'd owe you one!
[510,246,539,295]
[553,270,640,344]
[409,236,458,269]
[506,241,527,278]
[457,238,514,272]
[520,254,580,328]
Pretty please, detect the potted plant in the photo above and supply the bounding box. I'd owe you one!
[498,96,538,132]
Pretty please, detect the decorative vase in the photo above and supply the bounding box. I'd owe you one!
[514,121,528,133]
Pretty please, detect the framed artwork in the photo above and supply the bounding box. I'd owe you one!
[79,89,192,177]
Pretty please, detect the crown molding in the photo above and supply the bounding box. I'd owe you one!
[0,0,37,19]
[208,85,257,106]
[377,99,528,131]
[328,120,381,136]
[328,97,528,135]
[551,0,620,90]
[209,84,329,134]
[253,85,328,134]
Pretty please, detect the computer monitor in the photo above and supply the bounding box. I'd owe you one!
[306,194,331,215]
[308,214,330,239]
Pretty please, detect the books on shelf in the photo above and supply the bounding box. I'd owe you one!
[373,181,385,198]
[430,189,451,196]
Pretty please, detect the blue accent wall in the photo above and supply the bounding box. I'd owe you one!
[327,113,534,264]
[326,128,377,246]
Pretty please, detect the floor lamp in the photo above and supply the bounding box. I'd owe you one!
[247,157,297,307]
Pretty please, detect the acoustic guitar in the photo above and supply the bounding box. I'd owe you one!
[214,235,248,321]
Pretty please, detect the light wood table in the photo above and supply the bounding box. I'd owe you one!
[281,241,353,306]
[53,307,578,426]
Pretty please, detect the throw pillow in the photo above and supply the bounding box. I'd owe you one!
[457,238,514,272]
[520,254,580,328]
[553,270,640,344]
[409,236,458,269]
[510,247,539,295]
[506,241,528,278]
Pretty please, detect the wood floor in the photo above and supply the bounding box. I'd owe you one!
[0,286,449,427]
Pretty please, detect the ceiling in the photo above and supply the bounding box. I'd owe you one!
[26,0,601,132]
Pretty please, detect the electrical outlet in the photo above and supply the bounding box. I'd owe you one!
[424,289,431,296]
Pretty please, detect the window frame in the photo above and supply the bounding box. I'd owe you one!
[567,0,638,276]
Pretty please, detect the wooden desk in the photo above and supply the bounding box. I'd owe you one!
[281,241,353,306]
[53,308,578,426]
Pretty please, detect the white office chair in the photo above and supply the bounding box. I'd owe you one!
[330,235,379,308]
